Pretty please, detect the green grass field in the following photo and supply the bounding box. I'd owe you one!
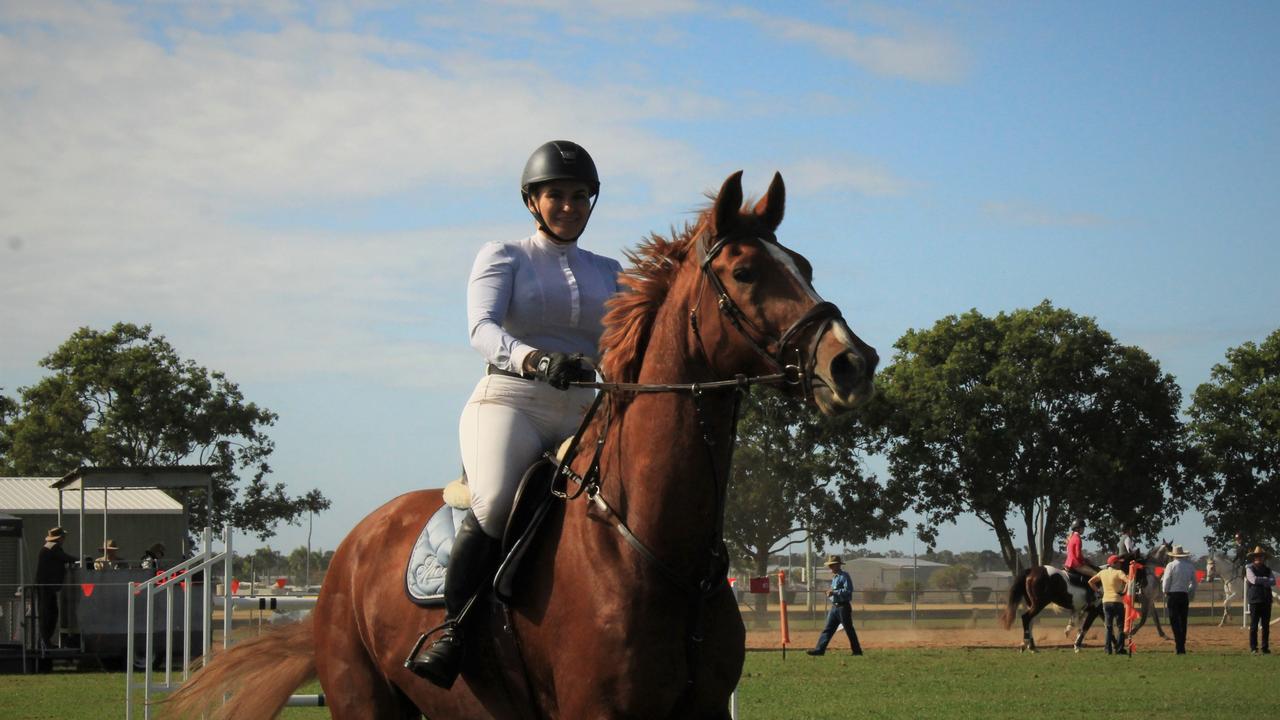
[0,648,1262,719]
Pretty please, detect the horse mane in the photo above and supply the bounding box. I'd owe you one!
[598,218,702,384]
[598,193,771,384]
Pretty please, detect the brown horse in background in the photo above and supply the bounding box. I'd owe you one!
[164,171,878,719]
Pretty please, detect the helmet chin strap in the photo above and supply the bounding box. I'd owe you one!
[529,195,599,243]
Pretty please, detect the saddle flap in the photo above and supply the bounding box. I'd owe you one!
[494,457,559,603]
[405,503,467,606]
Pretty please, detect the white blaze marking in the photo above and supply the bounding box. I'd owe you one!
[764,242,823,303]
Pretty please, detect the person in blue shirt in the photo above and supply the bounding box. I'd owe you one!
[807,555,864,656]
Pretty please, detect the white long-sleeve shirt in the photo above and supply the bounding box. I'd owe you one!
[1162,558,1198,595]
[467,233,621,373]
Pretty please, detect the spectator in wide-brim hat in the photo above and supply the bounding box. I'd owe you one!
[1245,546,1275,654]
[35,527,77,646]
[1162,544,1198,654]
[94,539,125,571]
[807,554,863,656]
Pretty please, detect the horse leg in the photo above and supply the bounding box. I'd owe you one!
[1021,610,1037,653]
[1074,607,1101,652]
[315,599,418,720]
[1152,598,1168,639]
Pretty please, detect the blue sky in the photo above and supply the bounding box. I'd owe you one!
[2,1,1277,560]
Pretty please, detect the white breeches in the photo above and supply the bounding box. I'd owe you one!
[459,374,595,538]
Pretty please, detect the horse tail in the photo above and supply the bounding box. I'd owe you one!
[159,614,315,720]
[999,569,1030,630]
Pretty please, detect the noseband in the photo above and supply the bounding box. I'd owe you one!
[693,232,845,401]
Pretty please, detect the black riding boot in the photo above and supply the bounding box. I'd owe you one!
[406,510,502,688]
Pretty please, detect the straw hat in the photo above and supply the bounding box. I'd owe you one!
[1247,546,1268,560]
[98,539,121,552]
[45,526,67,542]
[824,554,844,567]
[1168,544,1190,558]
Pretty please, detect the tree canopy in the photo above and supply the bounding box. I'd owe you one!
[1188,328,1280,550]
[725,389,909,582]
[876,301,1190,574]
[0,323,329,539]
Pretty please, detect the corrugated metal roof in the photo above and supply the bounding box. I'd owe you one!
[0,477,183,514]
[849,557,949,568]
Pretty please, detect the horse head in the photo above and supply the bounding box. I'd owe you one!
[693,171,877,414]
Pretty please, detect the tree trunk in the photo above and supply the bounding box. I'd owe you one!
[751,549,771,629]
[1038,499,1059,566]
[993,521,1021,576]
[1022,506,1040,568]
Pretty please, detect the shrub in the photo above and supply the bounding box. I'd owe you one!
[894,579,917,603]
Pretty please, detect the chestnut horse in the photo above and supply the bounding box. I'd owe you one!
[164,171,878,719]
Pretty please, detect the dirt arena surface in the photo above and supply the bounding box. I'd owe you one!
[747,623,1263,652]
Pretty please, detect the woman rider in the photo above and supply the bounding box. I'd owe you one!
[409,140,622,688]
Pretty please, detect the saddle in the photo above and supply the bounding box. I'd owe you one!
[404,459,559,607]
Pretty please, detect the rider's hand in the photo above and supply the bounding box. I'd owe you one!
[526,351,592,390]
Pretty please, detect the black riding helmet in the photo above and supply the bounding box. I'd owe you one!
[521,140,600,242]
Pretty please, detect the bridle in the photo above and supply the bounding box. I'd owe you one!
[545,229,847,689]
[692,230,846,403]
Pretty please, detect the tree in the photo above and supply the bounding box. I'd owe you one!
[931,564,976,592]
[0,390,17,470]
[724,390,910,619]
[877,302,1190,575]
[2,323,328,539]
[1188,329,1280,550]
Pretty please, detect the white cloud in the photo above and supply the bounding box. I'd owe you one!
[982,201,1112,228]
[729,5,968,84]
[0,2,722,387]
[780,157,912,197]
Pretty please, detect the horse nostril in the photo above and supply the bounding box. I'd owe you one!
[829,350,864,387]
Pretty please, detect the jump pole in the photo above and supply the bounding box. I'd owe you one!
[777,569,790,659]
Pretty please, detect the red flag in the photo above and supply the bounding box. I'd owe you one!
[80,583,95,597]
[1154,566,1165,578]
[231,579,241,594]
[275,577,287,589]
[1195,569,1206,582]
[749,577,770,594]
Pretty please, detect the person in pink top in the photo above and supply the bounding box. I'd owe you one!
[1064,518,1099,579]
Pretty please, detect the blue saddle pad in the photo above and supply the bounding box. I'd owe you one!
[405,503,467,606]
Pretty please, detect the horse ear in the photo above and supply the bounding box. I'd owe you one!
[712,171,745,237]
[752,171,785,232]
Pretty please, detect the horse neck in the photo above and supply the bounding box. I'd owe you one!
[599,269,742,573]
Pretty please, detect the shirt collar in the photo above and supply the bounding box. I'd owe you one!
[533,230,578,256]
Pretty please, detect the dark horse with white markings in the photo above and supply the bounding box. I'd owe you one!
[163,171,878,719]
[1000,557,1149,653]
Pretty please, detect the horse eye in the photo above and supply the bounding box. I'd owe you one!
[731,266,756,283]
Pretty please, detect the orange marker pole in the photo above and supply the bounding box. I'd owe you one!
[778,569,790,655]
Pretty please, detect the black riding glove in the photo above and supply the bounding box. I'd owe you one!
[527,351,593,390]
